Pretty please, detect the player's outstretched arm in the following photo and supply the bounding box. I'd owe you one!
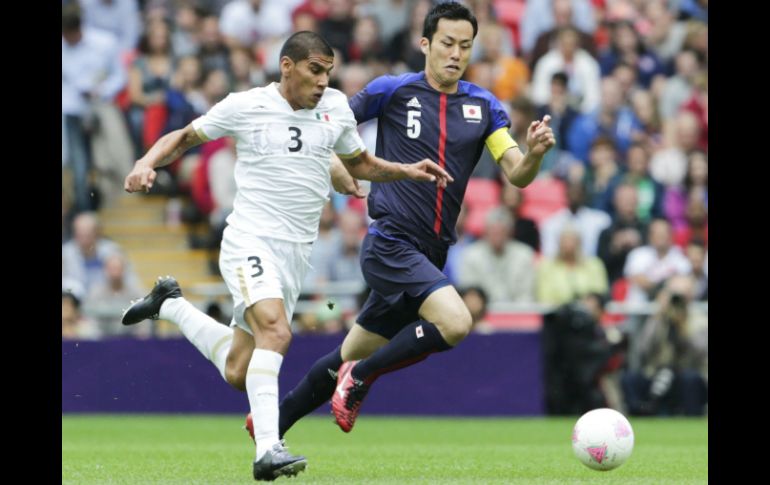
[498,115,556,188]
[124,123,207,193]
[338,150,454,187]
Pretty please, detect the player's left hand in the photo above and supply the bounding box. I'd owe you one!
[336,176,366,198]
[526,115,556,156]
[331,158,367,198]
[124,162,157,193]
[406,159,454,188]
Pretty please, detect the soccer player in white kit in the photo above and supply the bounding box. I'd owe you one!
[121,31,452,481]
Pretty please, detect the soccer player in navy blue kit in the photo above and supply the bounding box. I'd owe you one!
[273,1,556,436]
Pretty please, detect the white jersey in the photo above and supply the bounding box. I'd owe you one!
[192,83,366,242]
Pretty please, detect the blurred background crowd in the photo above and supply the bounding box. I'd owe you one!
[62,0,707,416]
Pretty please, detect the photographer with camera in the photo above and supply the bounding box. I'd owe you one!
[543,292,627,414]
[621,274,708,416]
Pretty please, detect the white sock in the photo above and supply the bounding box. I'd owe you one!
[246,349,283,460]
[159,298,233,380]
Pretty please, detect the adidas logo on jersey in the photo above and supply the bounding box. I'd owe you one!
[407,97,422,109]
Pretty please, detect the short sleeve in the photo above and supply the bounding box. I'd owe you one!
[333,102,366,158]
[191,93,241,140]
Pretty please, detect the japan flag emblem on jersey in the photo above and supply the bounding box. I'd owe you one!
[462,105,482,123]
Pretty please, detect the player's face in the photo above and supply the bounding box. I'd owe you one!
[284,54,334,110]
[422,19,474,91]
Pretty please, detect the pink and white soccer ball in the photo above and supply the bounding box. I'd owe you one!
[572,408,634,471]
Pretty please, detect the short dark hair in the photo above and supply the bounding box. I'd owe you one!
[422,1,478,43]
[279,31,334,64]
[62,3,82,32]
[137,18,172,55]
[687,239,706,251]
[460,286,488,307]
[551,71,569,87]
[62,290,81,309]
[584,292,608,309]
[591,135,616,152]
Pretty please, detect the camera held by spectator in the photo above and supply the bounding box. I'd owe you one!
[622,275,708,416]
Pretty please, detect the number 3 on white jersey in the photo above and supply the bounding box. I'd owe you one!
[407,110,421,139]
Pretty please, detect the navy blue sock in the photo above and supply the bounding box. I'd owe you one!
[279,345,343,437]
[352,320,452,383]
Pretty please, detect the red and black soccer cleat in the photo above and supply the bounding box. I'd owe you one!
[331,361,371,433]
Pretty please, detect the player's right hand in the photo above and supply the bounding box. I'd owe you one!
[407,159,454,188]
[526,115,556,156]
[124,163,157,193]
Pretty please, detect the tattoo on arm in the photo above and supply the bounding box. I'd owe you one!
[367,164,392,181]
[159,130,204,166]
[341,152,403,181]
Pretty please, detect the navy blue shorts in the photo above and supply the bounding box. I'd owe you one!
[357,227,451,339]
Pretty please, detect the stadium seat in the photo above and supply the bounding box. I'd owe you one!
[610,278,630,302]
[493,0,527,50]
[519,177,567,227]
[485,312,542,331]
[464,178,501,209]
[463,178,502,237]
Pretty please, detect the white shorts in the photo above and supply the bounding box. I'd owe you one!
[219,225,313,335]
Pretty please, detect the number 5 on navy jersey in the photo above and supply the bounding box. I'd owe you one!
[407,111,421,139]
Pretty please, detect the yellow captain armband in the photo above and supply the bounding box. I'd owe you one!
[485,128,518,163]
[194,126,212,142]
[336,148,364,161]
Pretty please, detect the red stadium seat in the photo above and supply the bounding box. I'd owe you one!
[603,278,631,324]
[610,278,629,302]
[519,177,567,227]
[464,205,495,237]
[464,178,501,209]
[485,312,542,331]
[142,103,169,150]
[463,178,502,237]
[493,0,527,50]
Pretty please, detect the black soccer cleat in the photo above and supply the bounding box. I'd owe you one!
[121,276,182,325]
[252,441,307,481]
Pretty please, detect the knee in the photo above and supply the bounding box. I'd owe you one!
[262,321,293,348]
[225,358,247,391]
[434,306,472,346]
[247,305,293,348]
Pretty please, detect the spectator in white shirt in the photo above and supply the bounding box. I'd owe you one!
[623,218,691,303]
[541,181,611,259]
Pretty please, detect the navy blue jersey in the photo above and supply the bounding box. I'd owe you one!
[349,71,511,246]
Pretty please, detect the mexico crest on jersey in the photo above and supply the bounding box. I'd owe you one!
[316,112,331,122]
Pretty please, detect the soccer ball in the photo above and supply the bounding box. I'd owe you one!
[572,408,634,471]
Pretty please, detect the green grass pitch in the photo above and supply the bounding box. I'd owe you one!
[62,415,707,484]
